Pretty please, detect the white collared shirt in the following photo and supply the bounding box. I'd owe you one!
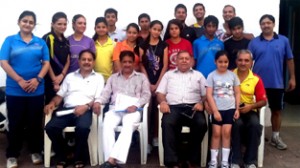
[156,68,206,105]
[57,70,105,108]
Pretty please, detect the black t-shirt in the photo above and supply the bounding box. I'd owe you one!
[42,32,70,75]
[140,40,168,84]
[164,24,197,44]
[224,37,250,70]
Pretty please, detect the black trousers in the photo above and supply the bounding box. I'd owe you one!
[231,111,262,165]
[162,104,207,167]
[6,95,44,158]
[45,109,92,163]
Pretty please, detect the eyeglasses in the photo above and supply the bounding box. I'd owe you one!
[180,104,196,119]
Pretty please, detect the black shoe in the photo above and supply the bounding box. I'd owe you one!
[100,161,118,168]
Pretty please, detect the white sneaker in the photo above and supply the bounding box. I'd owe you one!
[31,153,43,165]
[245,164,257,168]
[270,136,287,150]
[208,161,217,168]
[6,157,18,168]
[221,161,229,168]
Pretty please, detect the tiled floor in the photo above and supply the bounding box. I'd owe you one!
[0,104,299,168]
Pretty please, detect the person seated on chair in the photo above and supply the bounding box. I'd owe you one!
[93,50,151,168]
[230,49,267,168]
[156,50,208,168]
[44,49,105,168]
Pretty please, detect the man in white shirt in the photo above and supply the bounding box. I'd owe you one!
[44,49,104,168]
[156,50,207,168]
[94,50,151,168]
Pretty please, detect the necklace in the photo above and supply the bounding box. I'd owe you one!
[150,44,158,54]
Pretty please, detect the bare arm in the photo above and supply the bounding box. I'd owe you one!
[139,47,149,79]
[286,59,296,91]
[44,95,63,114]
[157,92,170,113]
[155,47,169,88]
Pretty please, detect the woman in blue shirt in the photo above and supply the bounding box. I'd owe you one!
[0,11,50,168]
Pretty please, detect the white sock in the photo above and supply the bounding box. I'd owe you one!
[272,132,279,138]
[222,148,230,163]
[210,149,219,163]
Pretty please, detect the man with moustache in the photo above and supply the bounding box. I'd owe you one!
[248,14,296,150]
[44,49,104,168]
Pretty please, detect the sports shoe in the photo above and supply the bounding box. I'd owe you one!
[221,161,229,168]
[100,161,118,168]
[270,136,287,150]
[245,164,257,168]
[208,161,217,168]
[6,157,18,168]
[231,163,240,168]
[31,153,43,165]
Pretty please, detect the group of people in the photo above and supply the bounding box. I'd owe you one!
[0,2,296,168]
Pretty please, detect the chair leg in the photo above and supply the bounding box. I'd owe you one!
[158,111,164,166]
[139,127,148,164]
[44,131,52,168]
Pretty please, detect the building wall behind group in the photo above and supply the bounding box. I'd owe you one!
[0,0,280,86]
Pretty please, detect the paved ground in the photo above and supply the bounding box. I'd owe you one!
[0,104,299,168]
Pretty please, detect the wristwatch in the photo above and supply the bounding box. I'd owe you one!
[36,76,43,83]
[86,103,91,110]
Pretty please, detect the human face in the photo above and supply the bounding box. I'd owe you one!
[236,52,253,72]
[105,13,117,27]
[52,18,67,35]
[231,25,244,40]
[78,52,95,72]
[260,18,275,36]
[95,22,108,37]
[150,23,162,39]
[126,26,138,43]
[139,17,150,31]
[18,15,35,34]
[205,22,218,38]
[175,8,187,23]
[73,17,86,34]
[215,55,229,73]
[176,52,192,72]
[121,55,134,74]
[223,6,235,22]
[169,23,180,38]
[193,5,205,20]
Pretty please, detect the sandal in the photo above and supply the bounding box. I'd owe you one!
[56,161,67,168]
[74,161,85,168]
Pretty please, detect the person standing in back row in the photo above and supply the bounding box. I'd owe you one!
[105,8,126,42]
[163,4,197,44]
[248,14,296,150]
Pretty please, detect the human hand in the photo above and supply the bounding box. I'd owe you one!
[213,111,222,122]
[74,105,88,116]
[192,102,203,111]
[26,78,39,93]
[234,109,240,119]
[93,102,101,116]
[18,79,30,91]
[126,105,138,113]
[53,84,60,92]
[239,104,253,114]
[53,74,64,85]
[44,103,56,115]
[160,101,170,113]
[286,78,296,92]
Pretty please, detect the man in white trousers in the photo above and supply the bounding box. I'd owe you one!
[93,50,151,168]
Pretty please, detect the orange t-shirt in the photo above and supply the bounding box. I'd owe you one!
[112,40,140,70]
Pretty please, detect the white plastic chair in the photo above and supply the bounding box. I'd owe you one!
[44,109,99,167]
[258,106,266,167]
[98,103,149,165]
[158,105,209,167]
